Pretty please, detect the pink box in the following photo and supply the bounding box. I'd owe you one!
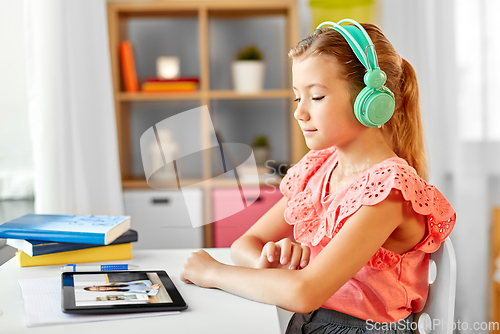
[212,186,283,248]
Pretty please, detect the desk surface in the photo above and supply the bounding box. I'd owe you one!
[0,248,293,334]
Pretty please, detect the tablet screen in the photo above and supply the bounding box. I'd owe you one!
[62,270,187,314]
[74,272,172,306]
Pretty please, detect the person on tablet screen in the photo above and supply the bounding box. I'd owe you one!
[84,280,161,296]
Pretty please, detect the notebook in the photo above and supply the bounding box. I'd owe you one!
[0,214,131,245]
[18,277,179,327]
[7,230,138,257]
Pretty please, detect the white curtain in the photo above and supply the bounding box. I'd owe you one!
[24,0,124,216]
[381,0,496,331]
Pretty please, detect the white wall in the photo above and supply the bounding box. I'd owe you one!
[0,0,34,200]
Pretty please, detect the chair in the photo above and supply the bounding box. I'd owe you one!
[415,237,457,334]
[277,238,457,334]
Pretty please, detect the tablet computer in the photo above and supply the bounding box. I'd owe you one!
[62,270,187,314]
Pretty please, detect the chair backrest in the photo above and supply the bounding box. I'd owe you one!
[415,237,457,334]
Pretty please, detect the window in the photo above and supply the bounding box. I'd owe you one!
[455,0,500,141]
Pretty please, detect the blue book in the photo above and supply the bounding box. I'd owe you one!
[6,229,138,257]
[0,214,131,245]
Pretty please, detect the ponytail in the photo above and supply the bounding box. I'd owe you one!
[383,58,428,181]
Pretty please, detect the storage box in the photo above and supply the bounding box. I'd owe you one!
[212,186,282,248]
[123,189,203,249]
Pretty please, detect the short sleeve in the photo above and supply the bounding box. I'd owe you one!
[334,162,456,253]
[285,157,456,252]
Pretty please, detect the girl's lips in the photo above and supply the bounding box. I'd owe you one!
[302,129,317,135]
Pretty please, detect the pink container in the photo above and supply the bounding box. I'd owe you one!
[212,186,283,248]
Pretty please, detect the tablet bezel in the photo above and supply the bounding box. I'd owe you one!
[62,270,188,314]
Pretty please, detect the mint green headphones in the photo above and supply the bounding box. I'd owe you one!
[316,19,395,128]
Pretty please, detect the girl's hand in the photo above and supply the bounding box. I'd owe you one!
[256,238,310,270]
[181,250,222,288]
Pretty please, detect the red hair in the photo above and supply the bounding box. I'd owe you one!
[289,23,428,181]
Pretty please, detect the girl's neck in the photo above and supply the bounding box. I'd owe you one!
[334,128,397,178]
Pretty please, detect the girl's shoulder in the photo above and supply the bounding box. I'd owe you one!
[346,158,455,253]
[283,154,456,253]
[280,146,337,198]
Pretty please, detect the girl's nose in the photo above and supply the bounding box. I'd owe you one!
[294,103,310,122]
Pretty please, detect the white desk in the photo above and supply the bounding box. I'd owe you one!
[0,248,293,334]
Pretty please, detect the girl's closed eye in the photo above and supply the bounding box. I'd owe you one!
[293,96,324,103]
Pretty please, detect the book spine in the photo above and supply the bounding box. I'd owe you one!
[31,230,138,256]
[145,77,199,83]
[0,229,106,245]
[119,41,139,92]
[16,243,132,267]
[141,81,198,92]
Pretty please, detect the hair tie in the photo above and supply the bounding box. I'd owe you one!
[398,54,403,66]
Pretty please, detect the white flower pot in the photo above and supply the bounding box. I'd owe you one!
[232,61,265,94]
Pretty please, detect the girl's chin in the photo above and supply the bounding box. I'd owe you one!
[305,140,334,151]
[306,141,332,151]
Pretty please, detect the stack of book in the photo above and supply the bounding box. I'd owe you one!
[141,77,199,93]
[0,214,136,267]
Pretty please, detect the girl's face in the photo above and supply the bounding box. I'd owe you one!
[292,55,365,150]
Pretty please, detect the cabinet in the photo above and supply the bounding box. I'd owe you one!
[107,0,304,247]
[212,187,283,248]
[123,189,204,249]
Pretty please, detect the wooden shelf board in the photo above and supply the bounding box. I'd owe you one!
[209,89,292,99]
[208,9,289,18]
[109,0,294,13]
[118,92,202,101]
[118,90,293,101]
[119,10,199,19]
[122,176,280,189]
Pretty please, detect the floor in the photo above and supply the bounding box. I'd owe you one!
[0,199,35,265]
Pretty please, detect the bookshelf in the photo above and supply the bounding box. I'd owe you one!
[107,0,305,247]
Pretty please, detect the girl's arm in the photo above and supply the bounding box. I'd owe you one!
[230,197,309,270]
[182,190,406,313]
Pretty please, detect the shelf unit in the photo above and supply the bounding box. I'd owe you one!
[107,0,305,247]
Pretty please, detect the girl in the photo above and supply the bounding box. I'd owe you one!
[181,19,455,333]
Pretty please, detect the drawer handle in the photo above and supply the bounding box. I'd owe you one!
[152,198,170,204]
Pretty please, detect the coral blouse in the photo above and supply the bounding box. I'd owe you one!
[280,147,456,323]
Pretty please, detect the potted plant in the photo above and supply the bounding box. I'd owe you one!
[251,135,270,166]
[232,45,265,94]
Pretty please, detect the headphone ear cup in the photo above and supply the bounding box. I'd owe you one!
[353,87,395,127]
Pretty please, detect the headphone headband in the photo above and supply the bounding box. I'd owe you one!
[314,19,395,128]
[315,19,378,71]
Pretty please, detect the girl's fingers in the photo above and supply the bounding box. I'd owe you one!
[258,239,309,270]
[277,238,292,265]
[288,243,303,270]
[264,241,276,263]
[299,245,311,268]
[257,241,278,268]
